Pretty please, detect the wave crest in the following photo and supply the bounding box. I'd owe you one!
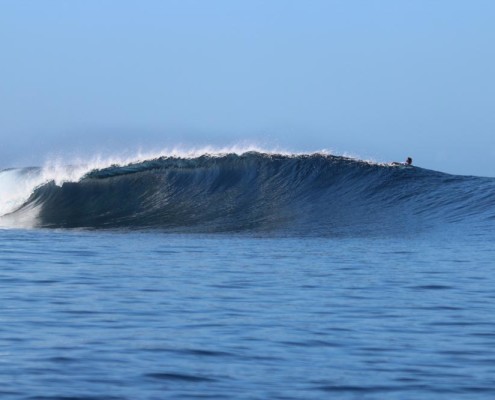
[1,151,494,234]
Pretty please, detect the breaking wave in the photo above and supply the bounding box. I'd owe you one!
[1,151,494,235]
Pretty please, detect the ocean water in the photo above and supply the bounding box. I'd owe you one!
[1,152,495,399]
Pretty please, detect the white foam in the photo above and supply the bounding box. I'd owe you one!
[0,162,99,222]
[0,169,41,217]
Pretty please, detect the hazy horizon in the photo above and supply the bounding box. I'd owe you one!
[1,0,494,176]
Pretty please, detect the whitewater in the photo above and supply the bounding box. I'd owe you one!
[2,149,495,399]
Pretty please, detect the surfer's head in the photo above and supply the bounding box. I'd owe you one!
[406,157,412,165]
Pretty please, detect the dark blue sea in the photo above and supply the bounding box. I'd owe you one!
[1,152,495,399]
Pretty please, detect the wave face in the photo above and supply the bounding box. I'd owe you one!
[1,152,495,234]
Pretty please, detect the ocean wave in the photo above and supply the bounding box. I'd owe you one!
[1,151,494,234]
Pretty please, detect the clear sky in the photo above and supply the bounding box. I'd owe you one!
[1,0,494,176]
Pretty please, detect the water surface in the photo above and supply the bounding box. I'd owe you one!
[1,228,494,399]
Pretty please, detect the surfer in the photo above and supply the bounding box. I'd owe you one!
[391,157,413,167]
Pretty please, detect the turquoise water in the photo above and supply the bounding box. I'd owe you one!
[2,227,495,399]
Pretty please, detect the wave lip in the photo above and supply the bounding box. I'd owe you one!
[2,152,495,234]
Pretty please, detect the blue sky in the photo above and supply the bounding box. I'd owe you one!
[1,0,494,176]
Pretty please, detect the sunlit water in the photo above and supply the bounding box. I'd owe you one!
[1,227,495,399]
